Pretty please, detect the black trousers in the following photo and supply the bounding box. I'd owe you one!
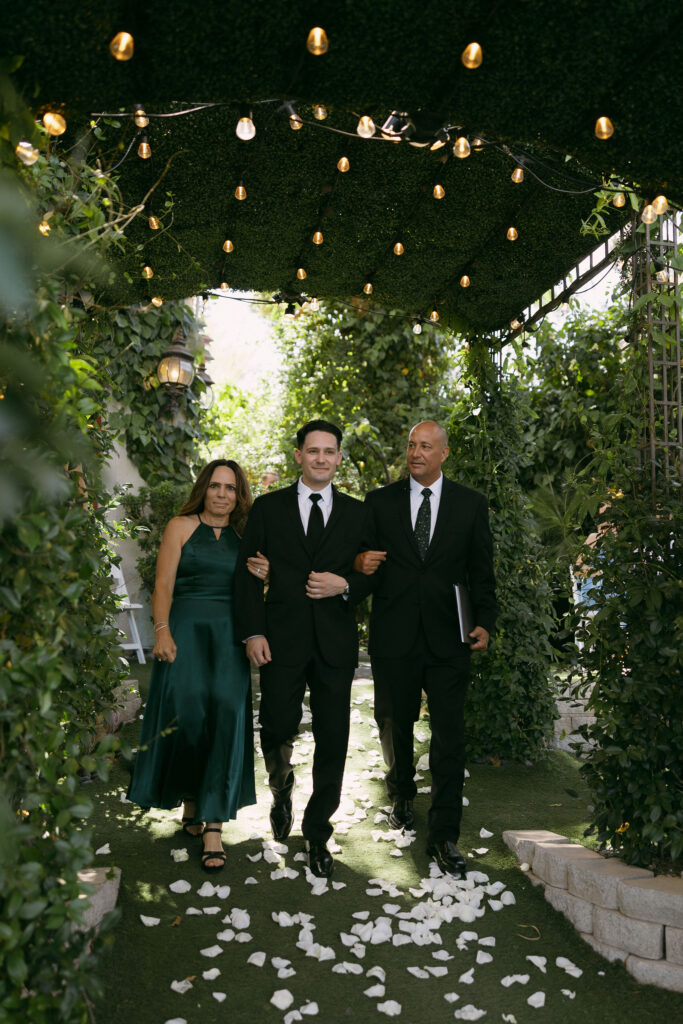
[259,646,354,843]
[371,628,470,844]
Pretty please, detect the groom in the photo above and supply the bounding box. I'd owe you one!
[235,420,371,877]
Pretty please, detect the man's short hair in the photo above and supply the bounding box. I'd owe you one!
[296,419,343,449]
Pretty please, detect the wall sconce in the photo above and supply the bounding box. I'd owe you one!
[156,335,195,409]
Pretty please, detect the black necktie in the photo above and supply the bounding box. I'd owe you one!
[307,492,324,548]
[414,487,432,559]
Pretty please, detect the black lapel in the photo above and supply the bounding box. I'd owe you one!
[425,475,455,561]
[284,482,310,554]
[319,484,343,548]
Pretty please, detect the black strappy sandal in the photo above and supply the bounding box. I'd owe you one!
[182,817,205,838]
[201,827,226,874]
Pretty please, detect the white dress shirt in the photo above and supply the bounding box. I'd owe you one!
[298,479,333,530]
[409,473,443,543]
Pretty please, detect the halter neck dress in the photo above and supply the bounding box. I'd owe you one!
[128,516,255,822]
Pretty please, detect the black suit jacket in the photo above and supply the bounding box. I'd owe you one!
[363,475,497,659]
[234,483,372,668]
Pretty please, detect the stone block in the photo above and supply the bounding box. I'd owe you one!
[665,926,683,966]
[544,882,594,933]
[567,858,653,909]
[579,931,628,963]
[532,842,601,889]
[593,906,663,960]
[626,955,683,993]
[618,876,683,928]
[77,866,121,931]
[502,829,569,865]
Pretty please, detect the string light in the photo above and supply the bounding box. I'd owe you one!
[38,220,51,236]
[297,267,307,280]
[42,112,66,136]
[393,241,404,255]
[433,184,445,199]
[472,137,485,151]
[655,268,669,284]
[453,136,471,159]
[510,318,522,330]
[613,192,626,208]
[313,104,328,121]
[289,111,303,131]
[429,310,440,323]
[652,195,668,215]
[594,116,614,140]
[235,182,247,200]
[511,166,524,183]
[134,106,149,128]
[312,230,324,245]
[337,156,350,172]
[356,115,376,139]
[430,129,450,151]
[137,137,151,159]
[306,27,329,55]
[641,204,657,224]
[310,297,320,311]
[222,239,234,252]
[148,215,160,230]
[15,140,40,166]
[413,322,422,334]
[109,31,134,61]
[460,274,471,287]
[461,42,483,69]
[151,296,163,307]
[220,282,230,290]
[506,226,518,241]
[363,282,373,295]
[236,115,256,141]
[142,266,154,279]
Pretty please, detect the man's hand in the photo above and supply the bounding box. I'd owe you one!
[468,626,490,652]
[306,572,348,599]
[246,635,272,667]
[353,550,387,575]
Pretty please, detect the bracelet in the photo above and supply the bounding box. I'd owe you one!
[154,622,169,631]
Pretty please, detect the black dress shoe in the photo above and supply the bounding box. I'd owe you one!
[307,840,334,878]
[388,798,415,830]
[426,839,467,876]
[270,795,294,841]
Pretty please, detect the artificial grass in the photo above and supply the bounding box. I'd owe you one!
[88,663,682,1024]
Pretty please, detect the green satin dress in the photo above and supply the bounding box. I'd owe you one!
[128,517,256,822]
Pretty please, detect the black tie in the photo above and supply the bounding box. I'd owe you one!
[414,487,432,559]
[307,492,324,548]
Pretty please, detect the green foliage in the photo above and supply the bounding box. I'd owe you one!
[121,480,190,594]
[201,379,284,488]
[446,343,557,761]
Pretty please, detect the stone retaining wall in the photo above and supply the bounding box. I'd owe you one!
[503,829,683,993]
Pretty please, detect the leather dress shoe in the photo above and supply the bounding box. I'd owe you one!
[306,840,334,878]
[426,839,467,876]
[388,798,415,830]
[270,793,294,841]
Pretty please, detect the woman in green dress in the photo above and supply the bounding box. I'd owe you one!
[128,459,266,872]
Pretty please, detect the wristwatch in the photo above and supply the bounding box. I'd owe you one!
[343,581,350,597]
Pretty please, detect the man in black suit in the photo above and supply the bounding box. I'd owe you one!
[234,420,370,878]
[356,420,497,876]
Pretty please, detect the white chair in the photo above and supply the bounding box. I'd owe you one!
[110,562,146,664]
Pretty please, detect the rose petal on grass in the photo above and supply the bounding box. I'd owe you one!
[500,891,516,906]
[502,1016,518,1023]
[472,848,488,855]
[364,983,386,998]
[246,852,262,862]
[454,1005,486,1021]
[247,951,266,966]
[444,993,460,1003]
[215,884,231,899]
[407,966,429,979]
[202,906,221,915]
[425,966,448,977]
[212,991,227,1002]
[200,945,223,958]
[556,957,582,978]
[202,968,220,980]
[479,827,494,839]
[561,989,576,999]
[527,991,546,1008]
[235,932,252,943]
[476,951,493,965]
[185,907,202,916]
[164,1019,187,1024]
[377,1000,402,1017]
[244,876,258,884]
[139,915,160,927]
[284,1013,302,1024]
[458,968,475,984]
[95,843,111,855]
[270,989,294,1010]
[216,929,234,942]
[501,974,529,987]
[526,956,547,973]
[519,862,531,872]
[170,848,188,862]
[170,979,193,994]
[169,880,192,894]
[478,936,496,947]
[300,1002,319,1015]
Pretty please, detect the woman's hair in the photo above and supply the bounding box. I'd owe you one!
[179,459,253,536]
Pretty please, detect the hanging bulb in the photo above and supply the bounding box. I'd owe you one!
[134,106,149,128]
[393,241,404,255]
[222,239,234,252]
[460,274,471,288]
[148,215,160,230]
[641,204,657,225]
[356,115,376,139]
[297,267,307,280]
[151,296,163,307]
[471,137,485,151]
[433,184,445,200]
[142,266,154,279]
[430,129,450,152]
[306,27,329,55]
[429,310,440,323]
[235,182,247,200]
[594,116,614,140]
[561,302,570,313]
[15,140,40,166]
[236,115,256,141]
[337,156,350,173]
[312,230,324,245]
[511,166,524,183]
[289,111,303,131]
[110,31,134,60]
[313,104,328,121]
[38,220,51,236]
[413,322,422,334]
[137,137,151,159]
[655,268,669,284]
[219,282,229,290]
[612,192,626,208]
[453,136,471,159]
[42,112,66,136]
[310,297,320,311]
[652,195,668,215]
[461,42,483,69]
[363,282,373,295]
[507,226,518,241]
[510,319,522,330]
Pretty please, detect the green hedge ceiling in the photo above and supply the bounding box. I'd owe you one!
[6,1,683,332]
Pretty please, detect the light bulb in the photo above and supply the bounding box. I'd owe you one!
[337,156,350,173]
[511,166,524,183]
[289,112,303,131]
[357,115,376,139]
[561,302,570,313]
[222,239,234,252]
[363,282,373,295]
[429,310,440,323]
[220,282,229,290]
[148,215,159,230]
[42,112,66,136]
[393,242,404,256]
[137,137,151,159]
[151,296,163,307]
[652,195,668,215]
[453,136,471,159]
[38,220,51,236]
[110,31,134,60]
[142,266,154,279]
[15,140,40,166]
[312,230,324,245]
[306,27,329,55]
[433,184,445,199]
[641,204,657,224]
[297,267,307,280]
[461,42,483,69]
[510,319,522,330]
[472,137,485,151]
[235,183,247,200]
[613,192,626,208]
[236,116,256,141]
[134,106,149,128]
[656,268,669,284]
[310,297,320,311]
[460,274,470,288]
[313,104,327,121]
[413,322,422,334]
[594,116,614,140]
[507,226,518,241]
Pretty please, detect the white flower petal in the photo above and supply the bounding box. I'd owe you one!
[216,929,234,942]
[215,884,231,899]
[454,1005,486,1021]
[300,1002,318,1016]
[444,992,460,1003]
[479,827,494,839]
[139,914,160,927]
[202,906,221,915]
[501,974,529,987]
[502,1016,518,1023]
[196,881,216,897]
[244,876,258,885]
[478,936,496,947]
[472,848,488,855]
[270,989,294,1010]
[213,991,227,1002]
[500,890,516,906]
[200,945,223,958]
[95,843,111,856]
[519,862,530,872]
[526,956,547,973]
[284,1013,302,1024]
[458,968,475,984]
[476,951,493,965]
[170,848,188,862]
[425,966,448,977]
[407,966,429,979]
[185,907,202,916]
[202,967,220,980]
[248,951,266,966]
[235,932,252,943]
[527,991,546,1008]
[169,879,191,894]
[561,989,576,999]
[366,966,386,982]
[246,852,263,862]
[377,1000,402,1017]
[170,979,193,994]
[231,908,250,929]
[432,950,453,961]
[556,956,582,978]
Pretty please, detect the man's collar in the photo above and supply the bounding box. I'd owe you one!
[409,472,443,495]
[298,478,333,502]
